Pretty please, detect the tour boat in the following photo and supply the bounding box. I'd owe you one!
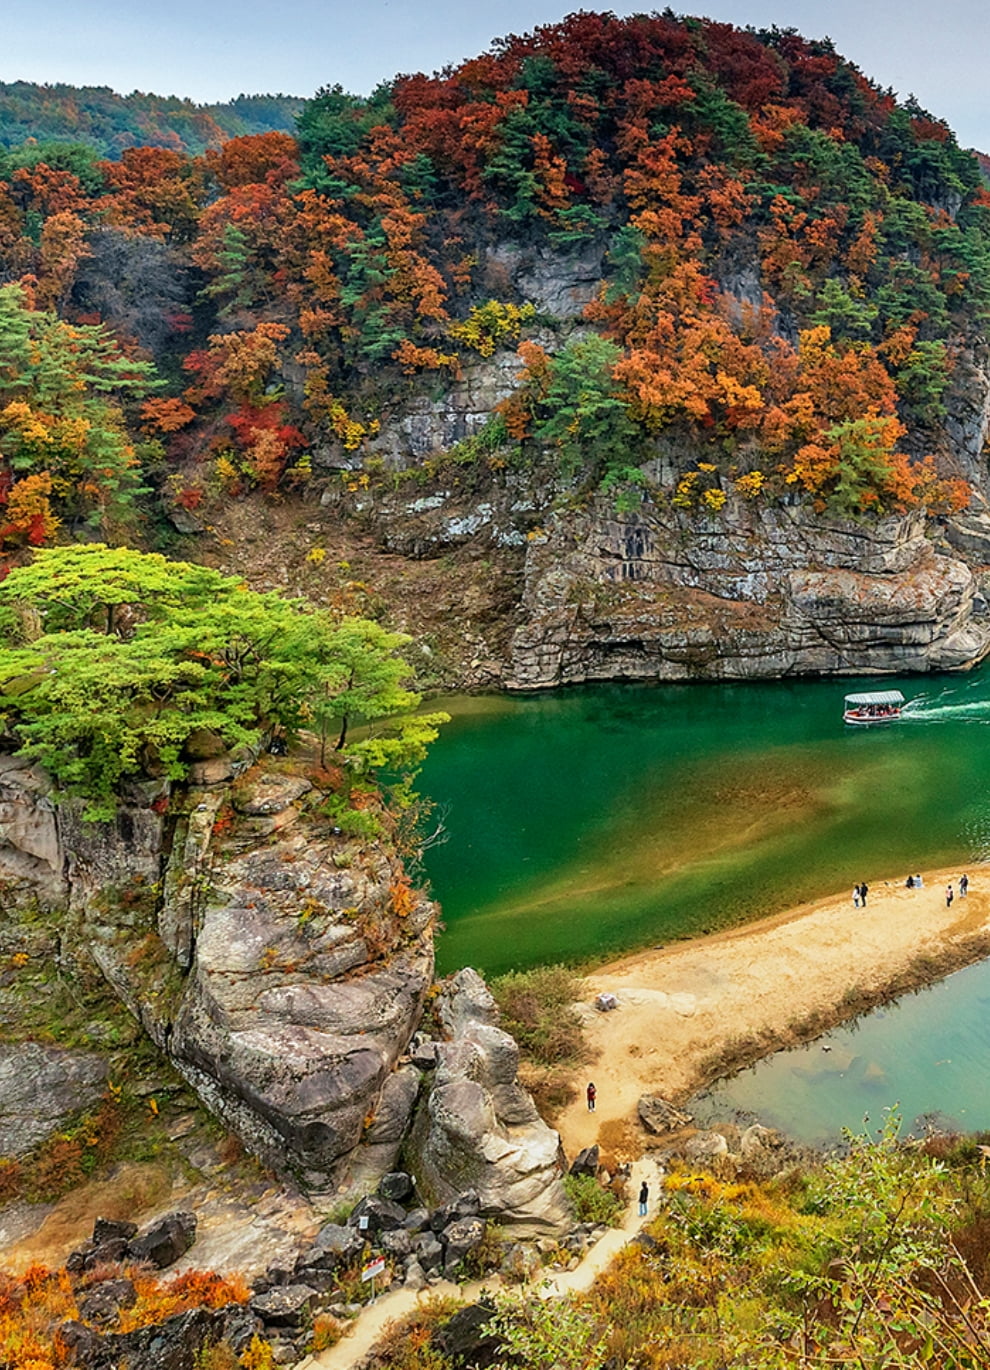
[842,689,905,725]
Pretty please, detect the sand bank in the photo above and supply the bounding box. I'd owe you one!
[557,866,990,1160]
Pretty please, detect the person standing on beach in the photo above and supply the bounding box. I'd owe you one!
[853,884,861,908]
[587,1082,596,1112]
[960,873,969,897]
[946,883,954,908]
[860,882,869,908]
[639,1180,649,1217]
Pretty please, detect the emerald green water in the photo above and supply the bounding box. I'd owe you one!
[420,675,990,977]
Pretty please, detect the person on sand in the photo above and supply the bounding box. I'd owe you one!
[961,873,969,897]
[639,1180,649,1217]
[860,881,869,908]
[853,884,862,908]
[586,1082,596,1112]
[947,883,954,908]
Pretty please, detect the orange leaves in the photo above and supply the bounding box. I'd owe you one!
[184,323,290,405]
[139,397,196,434]
[392,340,459,373]
[0,473,60,549]
[388,874,417,919]
[0,1262,250,1370]
[206,131,300,190]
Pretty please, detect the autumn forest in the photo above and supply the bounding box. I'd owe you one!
[2,10,989,562]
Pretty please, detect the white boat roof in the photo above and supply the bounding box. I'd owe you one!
[843,690,905,706]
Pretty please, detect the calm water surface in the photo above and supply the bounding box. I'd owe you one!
[692,957,990,1143]
[420,673,990,976]
[418,672,990,1139]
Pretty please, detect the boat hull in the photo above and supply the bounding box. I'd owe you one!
[843,710,901,726]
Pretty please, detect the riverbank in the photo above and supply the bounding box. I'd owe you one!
[556,866,990,1160]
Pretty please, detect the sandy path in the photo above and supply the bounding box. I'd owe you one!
[556,866,989,1159]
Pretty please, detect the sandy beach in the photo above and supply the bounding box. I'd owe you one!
[556,867,990,1160]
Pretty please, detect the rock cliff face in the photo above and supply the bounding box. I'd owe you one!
[0,763,434,1193]
[333,243,990,690]
[0,760,571,1227]
[508,496,990,687]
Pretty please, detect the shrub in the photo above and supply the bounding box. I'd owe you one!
[491,965,589,1067]
[563,1173,624,1227]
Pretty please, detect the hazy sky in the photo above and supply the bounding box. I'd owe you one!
[7,0,989,149]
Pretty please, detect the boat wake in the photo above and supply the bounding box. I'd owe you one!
[900,689,990,724]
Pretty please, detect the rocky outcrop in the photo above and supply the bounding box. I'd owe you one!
[0,1042,108,1156]
[0,762,437,1193]
[509,496,990,686]
[406,969,571,1235]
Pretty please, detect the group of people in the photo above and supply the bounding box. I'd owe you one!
[852,881,870,908]
[905,872,970,904]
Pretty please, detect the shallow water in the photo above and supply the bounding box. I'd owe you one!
[419,674,990,975]
[692,956,990,1143]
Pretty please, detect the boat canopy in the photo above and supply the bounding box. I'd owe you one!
[843,690,905,706]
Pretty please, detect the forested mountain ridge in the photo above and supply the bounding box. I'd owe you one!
[3,11,990,685]
[0,82,304,158]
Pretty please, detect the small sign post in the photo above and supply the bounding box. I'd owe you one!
[361,1256,386,1303]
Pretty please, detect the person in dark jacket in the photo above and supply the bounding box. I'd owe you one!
[638,1180,649,1217]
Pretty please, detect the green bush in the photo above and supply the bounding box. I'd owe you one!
[563,1173,624,1227]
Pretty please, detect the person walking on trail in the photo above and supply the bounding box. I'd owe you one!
[639,1180,649,1217]
[961,873,969,897]
[859,882,869,908]
[853,884,861,908]
[586,1082,596,1112]
[947,883,954,908]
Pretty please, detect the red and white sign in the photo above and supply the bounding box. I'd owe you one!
[361,1257,386,1283]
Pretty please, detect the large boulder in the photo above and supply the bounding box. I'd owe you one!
[0,754,437,1195]
[406,969,571,1235]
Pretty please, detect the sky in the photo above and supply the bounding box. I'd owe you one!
[6,0,989,149]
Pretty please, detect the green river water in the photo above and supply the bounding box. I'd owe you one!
[421,673,990,976]
[418,671,990,1139]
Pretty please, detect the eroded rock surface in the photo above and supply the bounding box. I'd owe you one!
[406,969,571,1234]
[509,497,990,686]
[0,762,436,1193]
[0,1043,108,1156]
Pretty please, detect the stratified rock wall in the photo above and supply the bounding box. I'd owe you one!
[509,496,990,687]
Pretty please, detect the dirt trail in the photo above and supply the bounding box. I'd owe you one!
[557,866,989,1159]
[296,1155,666,1370]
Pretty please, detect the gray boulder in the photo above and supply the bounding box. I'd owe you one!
[249,1284,318,1329]
[406,970,571,1235]
[442,1216,487,1274]
[348,1194,407,1233]
[683,1131,730,1163]
[129,1212,197,1269]
[638,1095,693,1135]
[569,1145,599,1177]
[0,1042,108,1156]
[379,1170,414,1203]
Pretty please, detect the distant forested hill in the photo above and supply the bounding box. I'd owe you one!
[0,82,304,157]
